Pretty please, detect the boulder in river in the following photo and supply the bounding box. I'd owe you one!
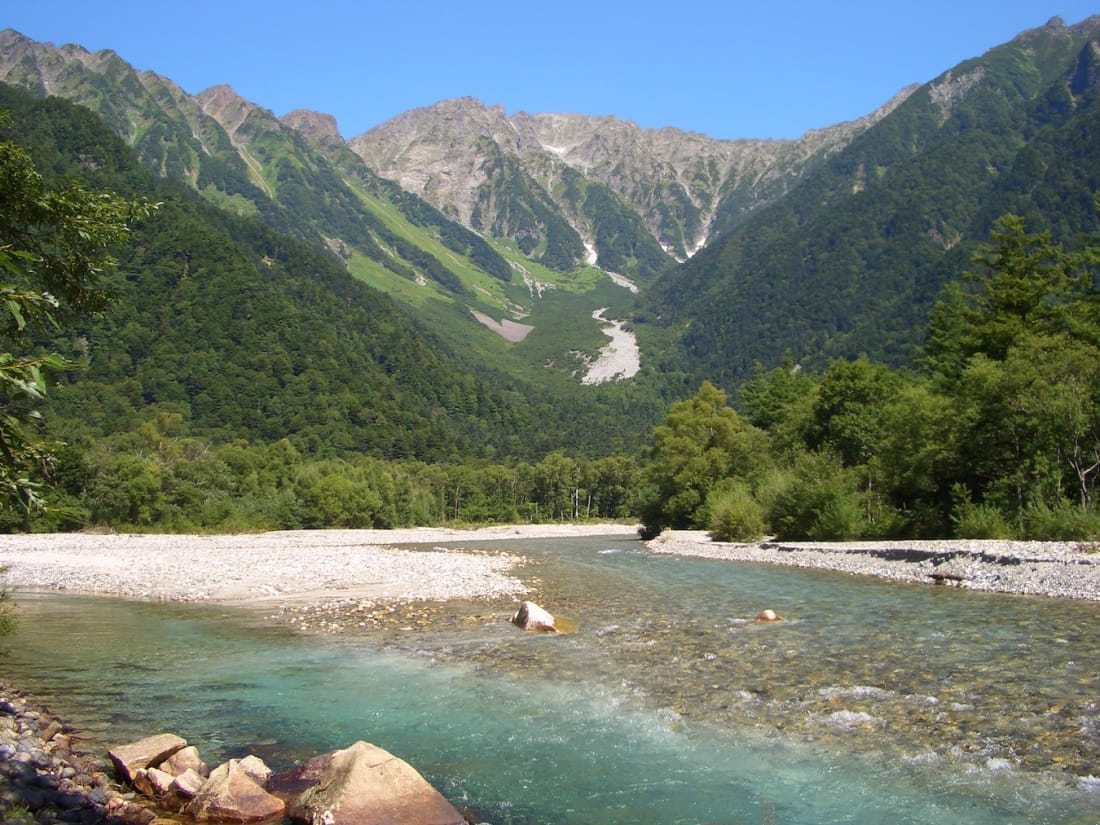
[160,744,209,779]
[108,733,188,784]
[511,600,557,632]
[185,757,285,823]
[287,740,466,825]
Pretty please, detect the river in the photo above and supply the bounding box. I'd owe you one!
[2,534,1098,824]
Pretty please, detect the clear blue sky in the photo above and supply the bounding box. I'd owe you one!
[5,2,1099,140]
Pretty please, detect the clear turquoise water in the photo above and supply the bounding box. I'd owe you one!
[2,535,1099,824]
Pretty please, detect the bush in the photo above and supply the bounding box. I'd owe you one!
[1023,501,1100,541]
[707,480,766,542]
[952,497,1016,539]
[767,451,867,540]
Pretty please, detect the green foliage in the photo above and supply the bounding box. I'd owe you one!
[706,479,766,542]
[766,450,867,540]
[951,486,1016,539]
[807,357,907,467]
[641,381,770,531]
[0,571,15,635]
[1022,500,1100,542]
[0,108,151,512]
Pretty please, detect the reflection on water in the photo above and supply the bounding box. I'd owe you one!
[2,535,1099,824]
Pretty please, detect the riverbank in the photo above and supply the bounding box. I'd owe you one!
[2,525,1099,606]
[647,531,1100,601]
[0,682,152,825]
[0,524,632,606]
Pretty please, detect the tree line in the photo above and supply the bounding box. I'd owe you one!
[4,89,1100,541]
[641,215,1100,542]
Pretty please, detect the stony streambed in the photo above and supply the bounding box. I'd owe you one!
[0,683,155,825]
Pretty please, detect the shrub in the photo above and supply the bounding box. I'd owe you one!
[768,451,867,540]
[952,498,1016,539]
[1023,501,1100,541]
[707,480,766,542]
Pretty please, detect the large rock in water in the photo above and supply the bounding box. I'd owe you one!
[108,733,188,784]
[511,600,556,632]
[185,757,286,822]
[288,740,466,825]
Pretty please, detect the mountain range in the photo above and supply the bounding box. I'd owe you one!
[1,15,1099,458]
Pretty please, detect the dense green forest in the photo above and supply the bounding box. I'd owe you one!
[637,19,1100,386]
[3,59,1100,540]
[641,214,1100,541]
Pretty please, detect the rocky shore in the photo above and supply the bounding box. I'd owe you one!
[646,531,1100,601]
[0,682,155,825]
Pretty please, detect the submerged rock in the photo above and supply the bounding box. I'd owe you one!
[511,600,557,632]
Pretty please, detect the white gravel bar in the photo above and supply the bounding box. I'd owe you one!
[646,531,1100,601]
[0,524,633,605]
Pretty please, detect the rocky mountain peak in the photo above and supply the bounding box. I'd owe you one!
[195,84,267,135]
[282,109,342,143]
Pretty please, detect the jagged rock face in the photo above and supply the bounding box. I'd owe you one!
[0,28,907,275]
[281,108,343,143]
[349,94,909,263]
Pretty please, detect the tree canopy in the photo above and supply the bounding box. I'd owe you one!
[0,112,151,512]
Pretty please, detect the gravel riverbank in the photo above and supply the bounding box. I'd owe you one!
[0,525,633,607]
[646,531,1100,601]
[2,525,1099,607]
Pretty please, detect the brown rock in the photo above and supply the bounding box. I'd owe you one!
[289,740,465,825]
[511,601,556,632]
[109,734,188,785]
[171,768,207,799]
[756,609,783,622]
[185,759,286,822]
[145,767,176,798]
[236,754,272,787]
[159,745,208,778]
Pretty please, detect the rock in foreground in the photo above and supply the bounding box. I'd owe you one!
[186,758,285,822]
[286,740,467,825]
[107,732,187,785]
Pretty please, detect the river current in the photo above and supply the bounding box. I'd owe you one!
[1,534,1098,824]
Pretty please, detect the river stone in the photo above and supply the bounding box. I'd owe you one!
[145,766,176,797]
[289,740,465,825]
[236,754,272,787]
[108,733,187,784]
[159,745,208,778]
[185,758,285,822]
[171,767,207,798]
[511,600,556,632]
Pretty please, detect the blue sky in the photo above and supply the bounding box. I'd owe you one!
[5,2,1099,140]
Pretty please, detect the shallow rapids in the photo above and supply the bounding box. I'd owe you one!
[2,534,1098,823]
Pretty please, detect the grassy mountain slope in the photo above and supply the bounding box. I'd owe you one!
[637,15,1100,388]
[1,84,667,460]
[0,30,635,387]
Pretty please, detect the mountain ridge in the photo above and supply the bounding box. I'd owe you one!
[348,90,913,269]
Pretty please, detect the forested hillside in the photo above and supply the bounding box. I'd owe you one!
[0,31,653,385]
[1,85,669,462]
[638,15,1100,388]
[3,18,1100,539]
